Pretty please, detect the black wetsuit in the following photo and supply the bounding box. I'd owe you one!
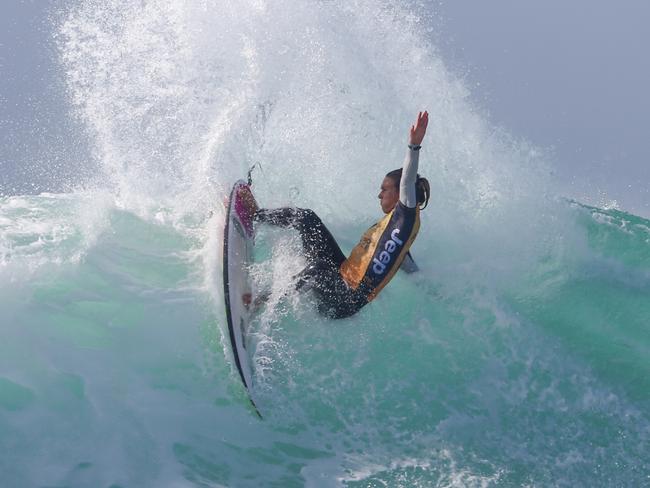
[255,208,368,318]
[255,146,422,319]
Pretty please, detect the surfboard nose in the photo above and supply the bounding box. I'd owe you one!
[234,184,258,237]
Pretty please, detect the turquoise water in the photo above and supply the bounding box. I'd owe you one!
[1,195,648,487]
[2,0,649,486]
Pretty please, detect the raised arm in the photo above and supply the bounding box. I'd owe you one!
[400,111,428,208]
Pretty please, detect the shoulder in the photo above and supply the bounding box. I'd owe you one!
[394,201,417,214]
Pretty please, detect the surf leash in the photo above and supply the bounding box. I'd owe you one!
[247,163,263,186]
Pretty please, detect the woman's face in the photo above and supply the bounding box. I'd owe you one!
[378,177,399,214]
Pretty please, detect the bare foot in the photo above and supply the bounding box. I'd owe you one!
[240,186,259,214]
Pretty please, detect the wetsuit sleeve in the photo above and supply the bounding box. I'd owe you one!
[399,147,419,208]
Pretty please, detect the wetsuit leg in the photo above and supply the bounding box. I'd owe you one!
[294,260,366,319]
[255,208,345,266]
[255,207,366,319]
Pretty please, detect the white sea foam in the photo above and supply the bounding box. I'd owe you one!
[0,191,112,280]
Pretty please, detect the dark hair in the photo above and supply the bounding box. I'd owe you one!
[385,168,430,209]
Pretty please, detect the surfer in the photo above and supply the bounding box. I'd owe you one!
[254,111,430,318]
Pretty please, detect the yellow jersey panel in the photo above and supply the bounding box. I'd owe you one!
[340,202,420,300]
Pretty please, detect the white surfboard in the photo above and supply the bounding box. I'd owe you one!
[223,179,261,417]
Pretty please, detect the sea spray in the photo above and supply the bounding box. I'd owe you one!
[0,0,647,486]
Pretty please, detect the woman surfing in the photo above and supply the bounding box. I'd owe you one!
[250,111,430,318]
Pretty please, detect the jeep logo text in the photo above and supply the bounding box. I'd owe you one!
[372,228,403,274]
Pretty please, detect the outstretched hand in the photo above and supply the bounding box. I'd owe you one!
[409,111,429,146]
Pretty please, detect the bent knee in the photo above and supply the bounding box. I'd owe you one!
[295,208,321,225]
[296,207,316,218]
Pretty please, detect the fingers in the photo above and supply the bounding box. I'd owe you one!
[408,110,428,145]
[408,110,429,144]
[414,110,428,128]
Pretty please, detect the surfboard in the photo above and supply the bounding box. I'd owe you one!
[223,179,261,417]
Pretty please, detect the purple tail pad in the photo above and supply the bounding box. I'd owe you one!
[233,183,256,238]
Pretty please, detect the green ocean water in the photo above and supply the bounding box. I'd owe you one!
[0,194,648,487]
[2,0,649,485]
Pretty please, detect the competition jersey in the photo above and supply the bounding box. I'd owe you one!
[340,202,420,301]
